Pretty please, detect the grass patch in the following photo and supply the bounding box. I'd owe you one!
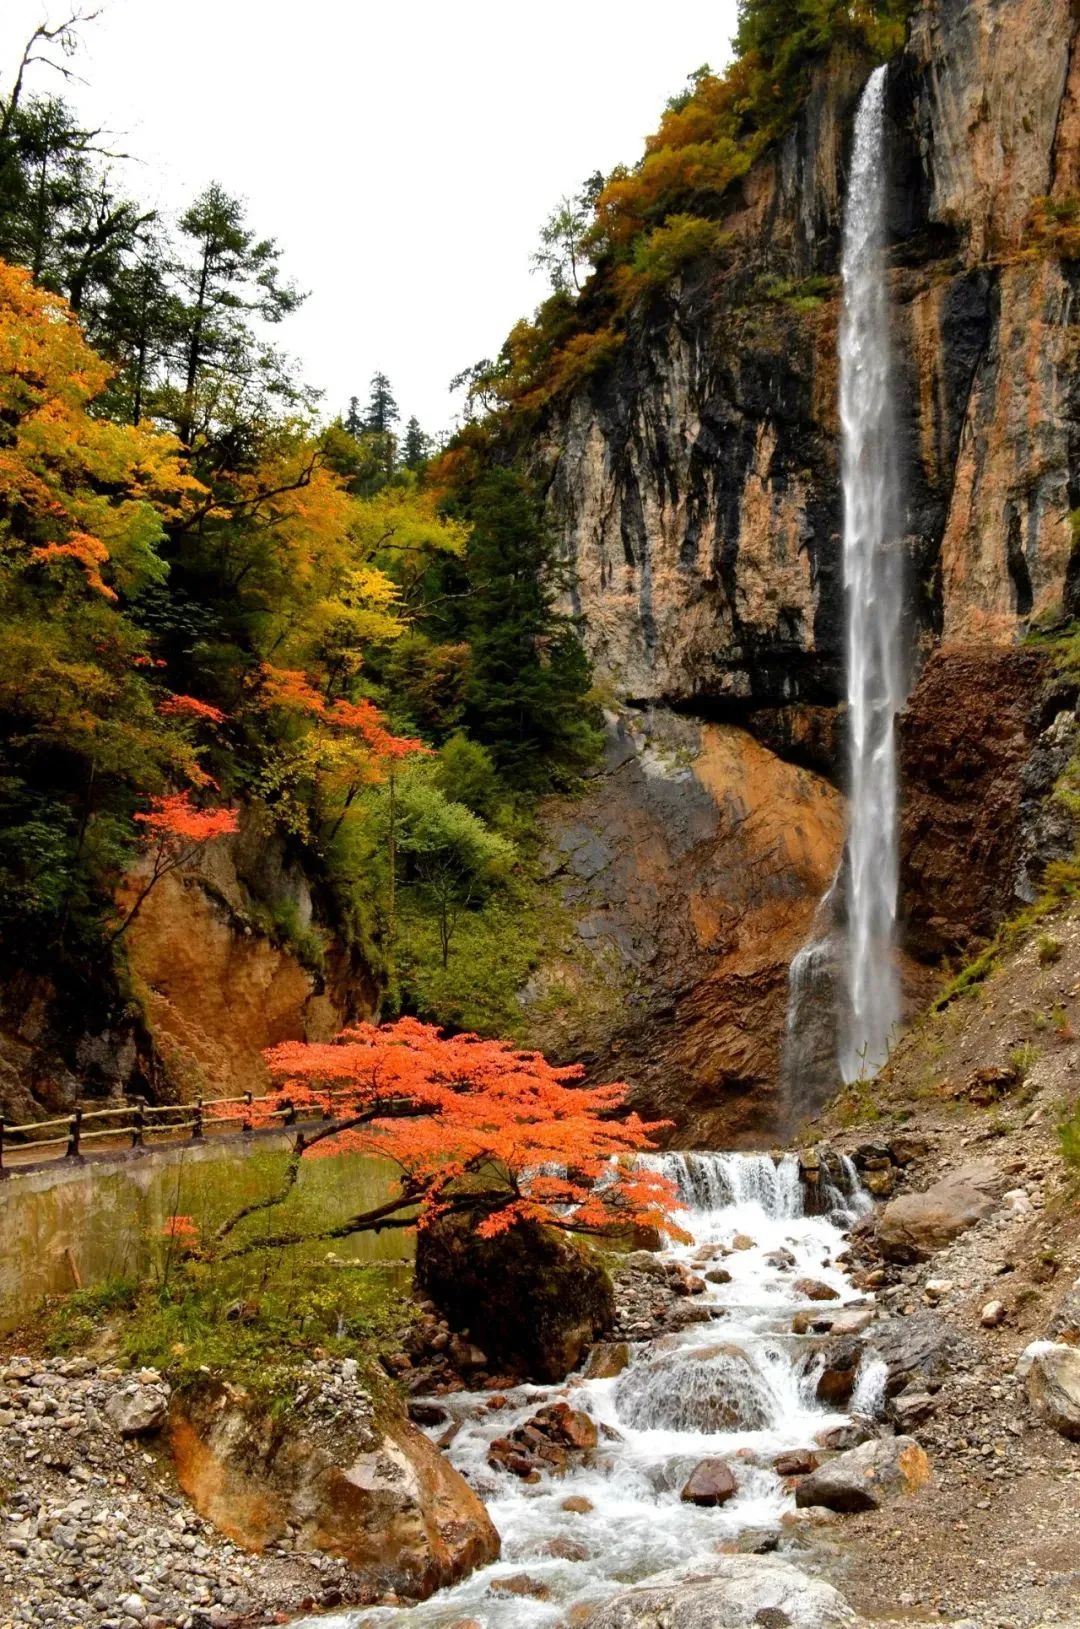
[1037,933,1063,966]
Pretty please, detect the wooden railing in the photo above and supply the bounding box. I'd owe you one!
[0,1086,354,1177]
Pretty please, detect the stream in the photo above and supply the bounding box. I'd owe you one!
[308,1152,880,1628]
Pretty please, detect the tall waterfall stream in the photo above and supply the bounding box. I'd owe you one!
[785,63,905,1092]
[837,63,905,1082]
[308,1154,880,1628]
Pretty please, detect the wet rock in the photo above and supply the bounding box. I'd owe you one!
[794,1278,840,1302]
[814,1337,864,1406]
[583,1342,632,1379]
[1018,1341,1080,1438]
[680,1458,738,1506]
[705,1267,733,1286]
[765,1248,797,1270]
[731,1234,755,1251]
[581,1553,858,1627]
[408,1402,451,1428]
[876,1179,996,1262]
[828,1308,875,1336]
[561,1495,594,1514]
[491,1573,551,1600]
[773,1449,820,1476]
[795,1435,931,1513]
[667,1262,707,1296]
[544,1535,591,1561]
[104,1383,170,1439]
[615,1344,771,1433]
[815,1421,876,1451]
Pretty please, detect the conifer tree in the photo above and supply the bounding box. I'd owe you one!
[402,415,431,471]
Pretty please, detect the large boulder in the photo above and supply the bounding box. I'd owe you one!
[868,1314,958,1397]
[795,1435,931,1513]
[1018,1341,1080,1438]
[170,1372,499,1600]
[680,1458,738,1506]
[583,1555,858,1627]
[105,1380,170,1439]
[415,1215,614,1382]
[875,1180,995,1262]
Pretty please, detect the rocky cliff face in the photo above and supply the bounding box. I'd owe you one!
[524,0,1080,1138]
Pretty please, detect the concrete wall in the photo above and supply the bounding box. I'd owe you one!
[0,1136,412,1334]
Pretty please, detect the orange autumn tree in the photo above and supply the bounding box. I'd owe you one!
[212,1018,680,1254]
[112,792,240,941]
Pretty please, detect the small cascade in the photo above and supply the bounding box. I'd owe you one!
[310,1152,881,1629]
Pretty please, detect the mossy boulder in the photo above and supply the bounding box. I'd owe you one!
[415,1216,614,1382]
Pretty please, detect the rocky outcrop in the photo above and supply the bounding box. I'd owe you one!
[523,708,842,1146]
[170,1371,499,1601]
[875,1178,996,1262]
[527,0,1080,1139]
[540,0,1080,712]
[414,1215,614,1383]
[121,814,371,1102]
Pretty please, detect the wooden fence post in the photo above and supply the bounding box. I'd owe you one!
[242,1091,253,1137]
[0,1117,6,1177]
[66,1107,83,1160]
[192,1098,204,1141]
[131,1099,145,1149]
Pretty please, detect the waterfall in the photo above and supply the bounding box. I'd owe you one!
[838,64,904,1081]
[783,64,905,1099]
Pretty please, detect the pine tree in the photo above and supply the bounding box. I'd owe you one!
[402,415,431,471]
[363,371,399,434]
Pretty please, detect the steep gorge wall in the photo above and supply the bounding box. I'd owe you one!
[524,0,1080,1138]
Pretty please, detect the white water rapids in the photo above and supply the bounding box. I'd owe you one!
[306,1153,879,1629]
[837,63,905,1082]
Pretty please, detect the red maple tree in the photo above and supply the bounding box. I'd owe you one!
[212,1018,680,1254]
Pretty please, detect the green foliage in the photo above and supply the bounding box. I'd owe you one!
[1009,1042,1039,1081]
[630,215,727,288]
[445,468,604,790]
[45,1277,139,1355]
[1037,933,1063,966]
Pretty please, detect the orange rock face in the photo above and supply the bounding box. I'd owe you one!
[524,710,843,1146]
[171,1383,500,1599]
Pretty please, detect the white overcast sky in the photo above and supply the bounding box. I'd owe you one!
[2,1,739,435]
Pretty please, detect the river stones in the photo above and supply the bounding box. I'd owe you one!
[488,1401,598,1478]
[795,1435,931,1513]
[794,1278,840,1301]
[773,1448,820,1476]
[582,1554,859,1627]
[680,1457,738,1505]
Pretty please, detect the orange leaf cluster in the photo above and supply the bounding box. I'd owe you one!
[162,1214,200,1241]
[134,792,239,847]
[262,1018,679,1240]
[257,664,428,761]
[159,694,228,726]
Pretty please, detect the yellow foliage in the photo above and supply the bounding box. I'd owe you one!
[0,260,204,598]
